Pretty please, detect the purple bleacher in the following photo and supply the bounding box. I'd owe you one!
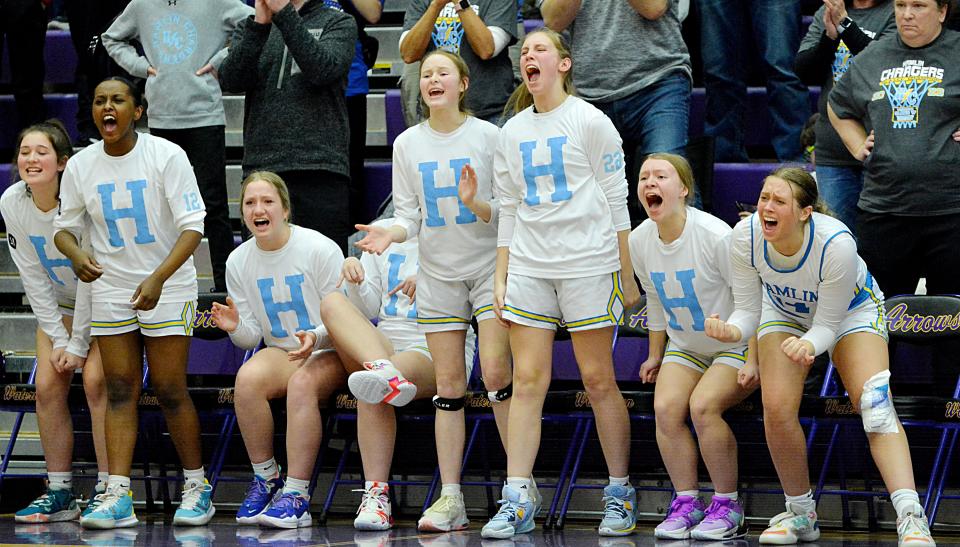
[0,31,77,86]
[0,94,79,149]
[385,89,405,147]
[552,337,649,382]
[187,338,245,375]
[524,18,543,34]
[689,86,820,149]
[363,160,393,222]
[712,162,781,225]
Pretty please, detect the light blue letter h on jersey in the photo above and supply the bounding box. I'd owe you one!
[97,180,156,247]
[29,235,72,286]
[257,274,314,338]
[419,158,477,227]
[520,136,571,206]
[384,253,418,319]
[651,269,705,331]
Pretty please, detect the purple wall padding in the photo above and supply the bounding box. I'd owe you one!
[363,161,393,222]
[385,89,405,147]
[0,94,80,149]
[187,338,245,375]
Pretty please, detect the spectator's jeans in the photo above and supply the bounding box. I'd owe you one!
[698,0,809,162]
[152,126,233,292]
[816,164,863,236]
[593,73,691,158]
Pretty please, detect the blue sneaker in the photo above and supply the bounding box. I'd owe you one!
[237,475,283,524]
[481,485,536,539]
[15,488,80,523]
[259,491,312,529]
[173,479,216,525]
[79,485,138,529]
[598,484,637,536]
[81,485,107,519]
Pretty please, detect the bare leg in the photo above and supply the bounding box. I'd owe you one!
[505,325,554,478]
[96,332,144,477]
[427,329,469,485]
[284,351,348,481]
[33,327,75,473]
[477,319,512,450]
[652,363,701,491]
[233,348,300,464]
[143,335,202,470]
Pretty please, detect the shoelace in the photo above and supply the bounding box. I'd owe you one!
[703,500,733,523]
[491,498,520,522]
[429,495,459,513]
[897,513,930,537]
[272,492,305,514]
[29,492,54,510]
[602,495,629,520]
[180,481,206,511]
[241,478,272,509]
[768,510,799,527]
[353,488,389,516]
[91,489,125,514]
[665,497,696,521]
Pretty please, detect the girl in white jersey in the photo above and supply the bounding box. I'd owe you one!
[210,171,342,529]
[483,29,641,539]
[317,217,475,531]
[705,167,935,546]
[630,153,758,541]
[355,50,515,533]
[0,120,108,523]
[54,78,214,530]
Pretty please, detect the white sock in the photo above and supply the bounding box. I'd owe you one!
[507,477,532,502]
[284,477,310,497]
[440,483,461,497]
[609,475,630,487]
[47,471,72,491]
[785,490,816,515]
[96,472,109,492]
[108,475,131,492]
[891,489,924,519]
[714,491,738,501]
[183,467,205,485]
[252,458,279,479]
[676,489,699,498]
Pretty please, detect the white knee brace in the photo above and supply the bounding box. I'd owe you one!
[860,370,899,434]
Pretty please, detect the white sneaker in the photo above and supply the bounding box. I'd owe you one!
[759,503,820,544]
[897,511,935,546]
[348,359,417,407]
[418,493,469,532]
[354,483,393,531]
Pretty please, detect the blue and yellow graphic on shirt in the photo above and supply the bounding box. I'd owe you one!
[432,3,477,54]
[151,13,198,65]
[28,235,74,286]
[832,41,852,82]
[878,60,944,129]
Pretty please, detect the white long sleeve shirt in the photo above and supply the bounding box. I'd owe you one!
[495,95,629,278]
[727,212,878,356]
[392,116,500,280]
[55,133,205,304]
[225,225,343,351]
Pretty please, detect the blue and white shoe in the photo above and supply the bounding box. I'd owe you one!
[237,475,283,524]
[480,485,536,539]
[81,485,107,519]
[598,484,637,537]
[79,485,138,529]
[15,488,80,523]
[173,479,216,526]
[259,491,312,529]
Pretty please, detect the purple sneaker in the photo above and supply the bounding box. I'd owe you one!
[692,497,748,540]
[654,495,706,539]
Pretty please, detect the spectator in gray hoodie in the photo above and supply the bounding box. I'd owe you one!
[220,0,358,254]
[102,0,254,292]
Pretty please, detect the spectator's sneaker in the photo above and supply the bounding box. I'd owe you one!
[81,528,139,546]
[173,479,216,526]
[259,492,312,529]
[354,483,393,530]
[598,484,637,537]
[173,526,216,547]
[481,485,536,539]
[691,497,748,540]
[897,511,935,546]
[348,359,417,407]
[418,493,469,532]
[81,486,107,519]
[15,488,80,523]
[79,485,138,529]
[759,503,820,544]
[237,475,283,524]
[654,494,705,539]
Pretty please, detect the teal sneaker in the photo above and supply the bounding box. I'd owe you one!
[598,484,637,536]
[15,488,80,523]
[79,485,138,529]
[481,485,536,539]
[173,479,216,526]
[81,485,107,519]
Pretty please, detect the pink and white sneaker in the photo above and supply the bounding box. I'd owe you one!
[348,359,417,407]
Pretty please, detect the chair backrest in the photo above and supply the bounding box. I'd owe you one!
[884,294,960,344]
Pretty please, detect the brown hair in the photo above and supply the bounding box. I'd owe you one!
[419,49,471,119]
[12,119,73,188]
[642,153,695,204]
[766,166,830,215]
[240,171,293,223]
[503,28,576,116]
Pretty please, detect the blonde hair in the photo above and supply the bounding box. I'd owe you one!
[240,171,293,223]
[419,49,471,119]
[503,28,576,116]
[766,167,830,215]
[642,153,695,204]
